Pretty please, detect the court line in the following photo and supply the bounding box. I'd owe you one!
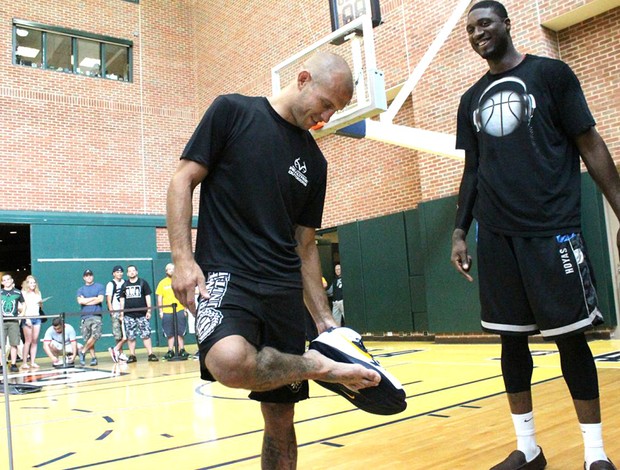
[195,375,566,470]
[59,374,564,469]
[33,452,76,468]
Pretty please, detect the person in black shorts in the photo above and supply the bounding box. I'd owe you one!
[451,2,620,470]
[166,51,380,469]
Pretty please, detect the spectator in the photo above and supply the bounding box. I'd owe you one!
[156,263,189,360]
[326,264,344,326]
[1,273,23,373]
[120,265,158,363]
[43,317,83,366]
[21,274,43,369]
[106,265,128,362]
[76,269,104,366]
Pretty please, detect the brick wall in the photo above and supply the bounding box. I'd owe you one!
[1,0,617,242]
[1,0,196,215]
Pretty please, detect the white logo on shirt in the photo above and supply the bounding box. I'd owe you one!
[288,158,308,187]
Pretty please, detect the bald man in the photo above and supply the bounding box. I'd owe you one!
[156,263,189,359]
[167,52,379,468]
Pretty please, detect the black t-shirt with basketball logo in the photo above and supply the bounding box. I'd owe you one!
[181,94,327,287]
[456,54,595,236]
[121,278,151,318]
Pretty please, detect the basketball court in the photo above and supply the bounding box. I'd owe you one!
[1,340,619,469]
[2,1,620,469]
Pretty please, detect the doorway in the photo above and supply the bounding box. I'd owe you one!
[0,224,31,287]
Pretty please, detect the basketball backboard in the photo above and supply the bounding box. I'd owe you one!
[271,14,386,138]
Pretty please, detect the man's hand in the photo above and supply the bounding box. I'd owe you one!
[172,260,208,315]
[451,228,473,282]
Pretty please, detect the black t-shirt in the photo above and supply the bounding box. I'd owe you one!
[330,277,343,301]
[181,94,327,286]
[456,55,595,236]
[121,278,151,318]
[1,288,24,317]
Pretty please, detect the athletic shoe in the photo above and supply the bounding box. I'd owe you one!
[90,358,98,366]
[179,349,190,358]
[31,363,40,369]
[147,354,159,362]
[164,350,174,360]
[52,360,63,367]
[10,364,19,373]
[21,363,30,370]
[490,447,547,470]
[118,353,128,362]
[587,460,617,470]
[79,351,86,366]
[309,327,407,415]
[108,347,118,363]
[126,355,137,363]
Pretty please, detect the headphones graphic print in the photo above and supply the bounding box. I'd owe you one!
[472,77,536,137]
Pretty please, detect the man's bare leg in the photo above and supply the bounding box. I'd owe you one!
[261,402,296,470]
[205,335,380,392]
[83,336,97,358]
[574,398,601,424]
[507,390,532,415]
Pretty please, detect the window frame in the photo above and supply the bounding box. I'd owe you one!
[13,19,133,82]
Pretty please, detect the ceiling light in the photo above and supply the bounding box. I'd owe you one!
[16,28,29,38]
[16,46,40,58]
[9,231,17,235]
[79,57,100,68]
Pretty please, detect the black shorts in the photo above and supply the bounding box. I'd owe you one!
[477,226,603,340]
[195,272,309,403]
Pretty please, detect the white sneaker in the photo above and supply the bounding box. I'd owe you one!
[309,327,407,415]
[118,353,128,362]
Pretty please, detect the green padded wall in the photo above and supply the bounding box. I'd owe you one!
[581,174,616,326]
[31,222,161,349]
[404,209,428,331]
[338,222,367,330]
[420,196,481,333]
[338,214,412,332]
[358,213,412,331]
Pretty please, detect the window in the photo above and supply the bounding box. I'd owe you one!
[46,33,72,72]
[13,20,132,82]
[76,38,101,77]
[15,28,42,68]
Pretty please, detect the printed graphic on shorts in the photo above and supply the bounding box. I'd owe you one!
[568,234,602,323]
[287,381,303,393]
[556,233,577,275]
[195,272,230,343]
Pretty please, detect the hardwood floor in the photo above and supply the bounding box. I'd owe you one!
[1,339,618,469]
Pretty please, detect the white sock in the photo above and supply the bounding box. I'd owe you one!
[512,412,539,462]
[581,422,608,469]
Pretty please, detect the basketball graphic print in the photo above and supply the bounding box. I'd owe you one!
[479,91,526,137]
[473,77,536,138]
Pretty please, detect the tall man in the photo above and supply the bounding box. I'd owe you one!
[451,2,620,470]
[1,273,24,372]
[76,269,104,366]
[166,51,380,469]
[120,265,158,363]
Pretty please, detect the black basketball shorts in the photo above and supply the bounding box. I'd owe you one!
[477,226,603,340]
[195,271,309,403]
